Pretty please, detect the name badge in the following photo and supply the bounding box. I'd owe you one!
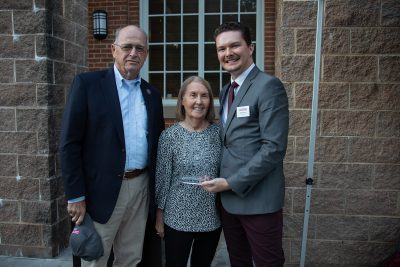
[236,106,250,117]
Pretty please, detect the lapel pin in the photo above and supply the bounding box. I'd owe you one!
[146,89,151,95]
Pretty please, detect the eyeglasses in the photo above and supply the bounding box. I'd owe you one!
[113,43,146,53]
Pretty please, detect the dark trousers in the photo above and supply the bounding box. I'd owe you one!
[221,206,284,267]
[164,224,221,267]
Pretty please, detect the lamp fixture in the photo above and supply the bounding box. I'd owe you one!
[93,10,108,40]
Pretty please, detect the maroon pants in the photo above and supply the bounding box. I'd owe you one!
[221,206,284,267]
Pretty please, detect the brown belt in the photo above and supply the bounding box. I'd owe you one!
[123,168,147,179]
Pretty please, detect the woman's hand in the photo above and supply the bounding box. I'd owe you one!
[155,208,165,238]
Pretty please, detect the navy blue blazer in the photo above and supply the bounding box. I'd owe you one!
[60,68,165,224]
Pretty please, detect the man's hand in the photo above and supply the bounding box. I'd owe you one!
[67,200,86,225]
[201,178,231,193]
[155,208,165,238]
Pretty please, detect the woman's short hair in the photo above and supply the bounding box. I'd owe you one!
[176,76,216,123]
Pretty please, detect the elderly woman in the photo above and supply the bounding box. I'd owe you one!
[155,76,222,267]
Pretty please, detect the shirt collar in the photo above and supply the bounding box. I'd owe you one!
[113,64,141,89]
[230,63,255,87]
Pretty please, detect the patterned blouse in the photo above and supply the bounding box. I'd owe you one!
[155,122,222,232]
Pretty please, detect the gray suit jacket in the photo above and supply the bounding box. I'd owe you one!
[219,66,289,215]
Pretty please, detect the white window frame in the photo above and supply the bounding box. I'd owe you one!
[140,0,264,108]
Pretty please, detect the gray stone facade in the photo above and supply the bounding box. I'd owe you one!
[0,0,87,258]
[278,0,400,266]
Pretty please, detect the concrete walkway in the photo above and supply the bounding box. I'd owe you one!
[0,235,230,267]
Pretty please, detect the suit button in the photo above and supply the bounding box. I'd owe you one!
[122,148,125,153]
[117,174,122,178]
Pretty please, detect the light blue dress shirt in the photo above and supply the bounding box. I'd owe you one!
[68,66,148,204]
[114,65,148,170]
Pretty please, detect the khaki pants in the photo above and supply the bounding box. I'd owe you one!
[83,172,149,267]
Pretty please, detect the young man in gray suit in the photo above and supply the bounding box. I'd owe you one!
[202,21,289,266]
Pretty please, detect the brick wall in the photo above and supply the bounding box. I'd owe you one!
[0,0,88,258]
[88,0,139,70]
[278,0,400,265]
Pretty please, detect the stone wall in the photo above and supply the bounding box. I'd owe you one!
[278,0,400,266]
[0,0,88,257]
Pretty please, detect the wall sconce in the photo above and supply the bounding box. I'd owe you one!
[93,10,108,40]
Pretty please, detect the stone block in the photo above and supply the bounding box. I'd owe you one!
[0,108,15,131]
[57,197,68,220]
[284,213,316,239]
[379,56,400,82]
[0,155,17,177]
[281,56,314,82]
[348,138,376,163]
[283,188,292,214]
[345,190,398,216]
[0,59,14,83]
[289,109,311,136]
[285,136,295,162]
[15,59,53,83]
[316,215,369,241]
[350,83,400,111]
[17,132,38,154]
[374,165,400,190]
[325,0,379,27]
[53,15,76,43]
[318,163,372,190]
[75,24,88,47]
[284,82,294,109]
[381,0,400,26]
[54,61,76,85]
[0,177,40,200]
[296,137,347,163]
[18,155,55,179]
[0,84,36,107]
[352,28,400,54]
[0,223,41,246]
[37,84,65,107]
[1,0,32,9]
[293,189,345,214]
[295,83,349,109]
[21,200,57,224]
[72,3,88,27]
[43,218,70,248]
[297,28,350,54]
[0,132,16,153]
[282,1,317,27]
[65,41,85,65]
[282,28,295,55]
[375,138,400,163]
[320,110,376,137]
[0,11,12,34]
[0,200,19,222]
[39,176,65,201]
[0,244,56,258]
[376,111,400,137]
[290,240,344,265]
[323,56,377,82]
[14,10,50,35]
[284,162,307,187]
[369,217,400,242]
[35,35,64,60]
[37,129,57,154]
[16,108,49,132]
[0,35,35,58]
[342,241,392,266]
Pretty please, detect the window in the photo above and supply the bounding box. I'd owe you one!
[140,0,263,105]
